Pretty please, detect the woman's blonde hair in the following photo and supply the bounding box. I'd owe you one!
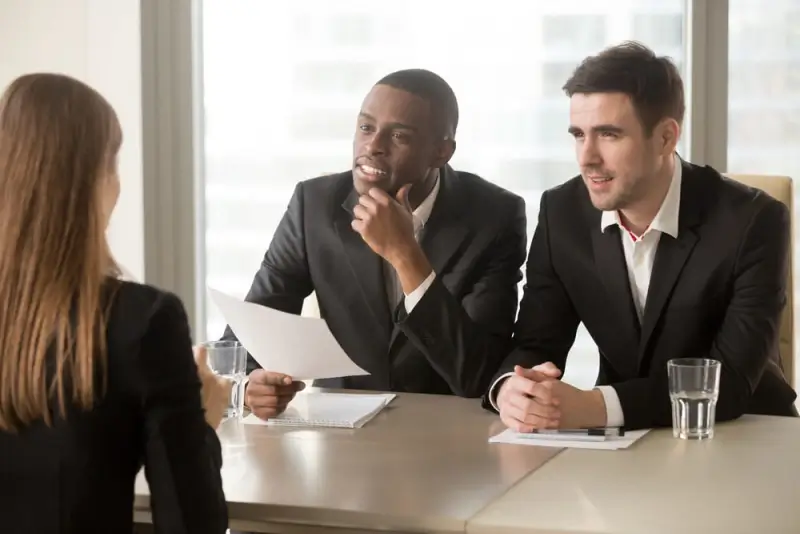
[0,73,122,431]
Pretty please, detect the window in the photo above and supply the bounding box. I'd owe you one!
[728,0,800,386]
[200,0,687,389]
[728,0,800,170]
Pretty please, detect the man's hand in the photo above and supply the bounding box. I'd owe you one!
[497,362,607,431]
[351,185,418,263]
[245,369,306,421]
[351,184,433,294]
[497,364,563,432]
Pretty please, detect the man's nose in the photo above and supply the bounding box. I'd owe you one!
[364,130,389,156]
[577,137,602,168]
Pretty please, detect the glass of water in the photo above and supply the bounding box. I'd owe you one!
[667,358,721,440]
[202,340,247,421]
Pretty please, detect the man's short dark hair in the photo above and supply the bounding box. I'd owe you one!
[562,41,685,135]
[376,68,459,140]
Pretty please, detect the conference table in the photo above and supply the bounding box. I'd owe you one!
[133,389,800,533]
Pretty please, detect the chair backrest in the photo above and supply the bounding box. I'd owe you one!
[725,174,795,387]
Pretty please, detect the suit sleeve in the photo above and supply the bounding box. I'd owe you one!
[140,292,228,534]
[393,194,527,398]
[482,191,581,410]
[612,198,791,430]
[221,182,313,374]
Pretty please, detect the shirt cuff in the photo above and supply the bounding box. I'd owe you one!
[596,385,625,427]
[403,271,436,313]
[488,372,515,412]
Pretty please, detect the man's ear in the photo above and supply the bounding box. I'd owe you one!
[657,118,680,155]
[431,139,456,168]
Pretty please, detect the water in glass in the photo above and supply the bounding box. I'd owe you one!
[220,372,246,420]
[667,358,721,440]
[670,389,717,439]
[203,340,247,420]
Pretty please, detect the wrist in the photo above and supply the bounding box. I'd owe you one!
[589,389,608,426]
[496,378,511,405]
[585,388,608,428]
[386,240,425,271]
[390,244,433,296]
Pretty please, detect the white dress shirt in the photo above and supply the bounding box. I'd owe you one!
[384,176,440,313]
[490,155,683,427]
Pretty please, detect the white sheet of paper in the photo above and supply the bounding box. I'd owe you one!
[489,428,650,450]
[243,392,396,429]
[208,288,369,381]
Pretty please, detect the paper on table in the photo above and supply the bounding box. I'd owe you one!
[208,288,369,381]
[243,392,396,429]
[489,428,650,450]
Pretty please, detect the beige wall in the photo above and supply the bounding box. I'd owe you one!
[0,0,145,280]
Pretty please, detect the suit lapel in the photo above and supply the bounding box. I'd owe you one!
[335,188,392,339]
[639,162,704,358]
[418,166,469,275]
[591,222,642,361]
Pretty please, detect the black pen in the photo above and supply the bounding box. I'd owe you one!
[518,427,625,441]
[535,427,625,436]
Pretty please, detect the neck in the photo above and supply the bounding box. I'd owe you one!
[619,156,675,236]
[408,169,439,210]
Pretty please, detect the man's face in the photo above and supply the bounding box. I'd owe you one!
[568,92,668,212]
[352,84,446,197]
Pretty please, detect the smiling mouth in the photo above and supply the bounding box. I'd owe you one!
[587,176,612,183]
[358,164,388,177]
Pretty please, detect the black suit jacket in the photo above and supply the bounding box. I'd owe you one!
[0,281,227,533]
[488,160,797,429]
[223,165,527,397]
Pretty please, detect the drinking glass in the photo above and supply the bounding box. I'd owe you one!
[202,340,247,420]
[667,358,721,440]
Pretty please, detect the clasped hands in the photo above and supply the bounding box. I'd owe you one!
[497,362,608,432]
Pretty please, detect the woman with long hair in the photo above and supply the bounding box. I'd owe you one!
[0,73,229,533]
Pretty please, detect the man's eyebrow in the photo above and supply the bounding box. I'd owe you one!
[567,124,624,135]
[358,112,417,132]
[591,124,624,134]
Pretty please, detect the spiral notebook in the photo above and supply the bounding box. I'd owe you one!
[243,392,396,429]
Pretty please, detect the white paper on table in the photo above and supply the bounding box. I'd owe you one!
[243,392,396,429]
[489,428,650,450]
[208,287,369,381]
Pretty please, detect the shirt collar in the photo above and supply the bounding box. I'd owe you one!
[411,173,440,234]
[600,153,682,238]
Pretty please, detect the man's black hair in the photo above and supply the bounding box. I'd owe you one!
[376,68,459,139]
[563,41,685,135]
